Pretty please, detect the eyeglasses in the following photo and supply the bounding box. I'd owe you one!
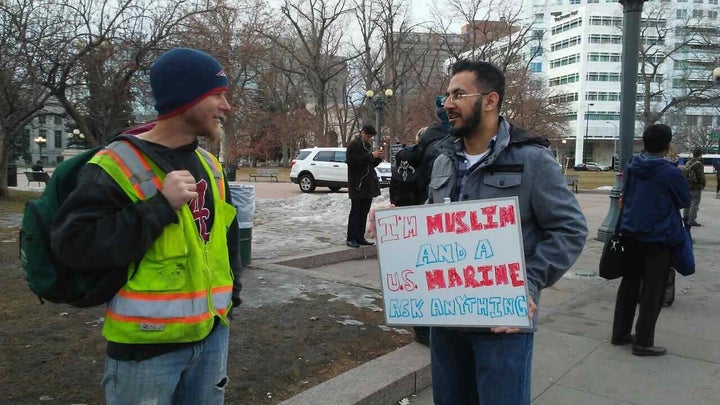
[442,92,491,104]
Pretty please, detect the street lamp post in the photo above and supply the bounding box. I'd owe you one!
[598,0,647,242]
[606,121,619,168]
[583,103,595,164]
[365,88,394,149]
[34,136,47,162]
[67,128,87,149]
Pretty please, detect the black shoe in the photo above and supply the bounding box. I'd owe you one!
[357,239,375,246]
[346,240,359,248]
[611,334,634,346]
[632,344,667,356]
[689,221,702,227]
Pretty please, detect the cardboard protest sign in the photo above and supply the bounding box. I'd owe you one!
[374,197,531,328]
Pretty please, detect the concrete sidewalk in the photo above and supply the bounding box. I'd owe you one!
[260,191,720,405]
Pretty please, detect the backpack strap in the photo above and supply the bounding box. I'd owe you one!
[196,147,226,200]
[94,140,163,199]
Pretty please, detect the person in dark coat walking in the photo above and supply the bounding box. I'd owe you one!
[346,124,383,248]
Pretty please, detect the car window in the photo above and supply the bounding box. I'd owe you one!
[294,151,311,160]
[334,151,346,163]
[313,151,335,162]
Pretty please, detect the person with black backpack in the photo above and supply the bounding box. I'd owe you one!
[389,98,450,346]
[390,98,450,207]
[49,48,242,404]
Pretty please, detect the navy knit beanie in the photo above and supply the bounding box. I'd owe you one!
[150,48,228,120]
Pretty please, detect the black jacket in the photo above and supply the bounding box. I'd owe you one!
[346,135,381,199]
[50,134,242,361]
[390,124,451,206]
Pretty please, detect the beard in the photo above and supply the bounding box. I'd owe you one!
[186,113,221,145]
[450,100,483,139]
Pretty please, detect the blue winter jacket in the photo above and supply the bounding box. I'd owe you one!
[620,153,690,245]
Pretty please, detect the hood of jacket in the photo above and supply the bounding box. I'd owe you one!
[628,153,672,180]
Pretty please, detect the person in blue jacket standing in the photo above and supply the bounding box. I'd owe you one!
[611,124,690,356]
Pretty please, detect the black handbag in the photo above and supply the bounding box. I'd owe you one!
[599,206,625,280]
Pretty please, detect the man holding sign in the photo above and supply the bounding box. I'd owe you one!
[427,60,587,404]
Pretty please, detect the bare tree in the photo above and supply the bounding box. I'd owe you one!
[262,0,358,147]
[0,0,53,196]
[636,4,720,129]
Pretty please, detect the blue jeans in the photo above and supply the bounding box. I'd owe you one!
[103,324,230,405]
[430,327,534,405]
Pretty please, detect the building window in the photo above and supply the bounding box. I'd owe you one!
[587,0,599,3]
[54,116,62,125]
[551,17,582,35]
[530,45,544,56]
[709,0,718,5]
[54,130,62,148]
[692,9,703,18]
[590,16,622,26]
[549,93,579,103]
[676,9,688,19]
[550,53,581,68]
[38,115,46,125]
[709,10,718,18]
[642,36,665,45]
[550,35,582,51]
[587,52,622,62]
[587,91,622,101]
[637,73,664,83]
[677,0,688,2]
[570,0,580,4]
[534,13,544,23]
[530,62,543,73]
[588,34,623,44]
[549,73,580,86]
[586,72,621,81]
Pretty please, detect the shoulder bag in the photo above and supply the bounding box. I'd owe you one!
[599,198,625,280]
[673,222,695,276]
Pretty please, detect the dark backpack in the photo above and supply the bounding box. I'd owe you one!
[18,136,175,306]
[390,126,448,206]
[19,146,106,306]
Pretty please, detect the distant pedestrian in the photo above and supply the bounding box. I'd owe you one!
[682,148,705,226]
[31,160,44,172]
[714,159,720,199]
[611,124,690,356]
[427,59,587,404]
[345,124,383,248]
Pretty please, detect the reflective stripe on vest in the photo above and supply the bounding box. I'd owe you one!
[94,141,162,199]
[197,148,225,200]
[106,286,232,324]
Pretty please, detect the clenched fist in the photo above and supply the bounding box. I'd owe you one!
[161,170,198,210]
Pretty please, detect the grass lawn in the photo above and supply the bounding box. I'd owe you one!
[229,167,717,192]
[566,170,717,191]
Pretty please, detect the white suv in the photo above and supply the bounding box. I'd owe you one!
[290,147,390,193]
[290,147,348,193]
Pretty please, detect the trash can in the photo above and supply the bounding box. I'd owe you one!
[229,184,255,266]
[7,164,17,187]
[224,164,237,181]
